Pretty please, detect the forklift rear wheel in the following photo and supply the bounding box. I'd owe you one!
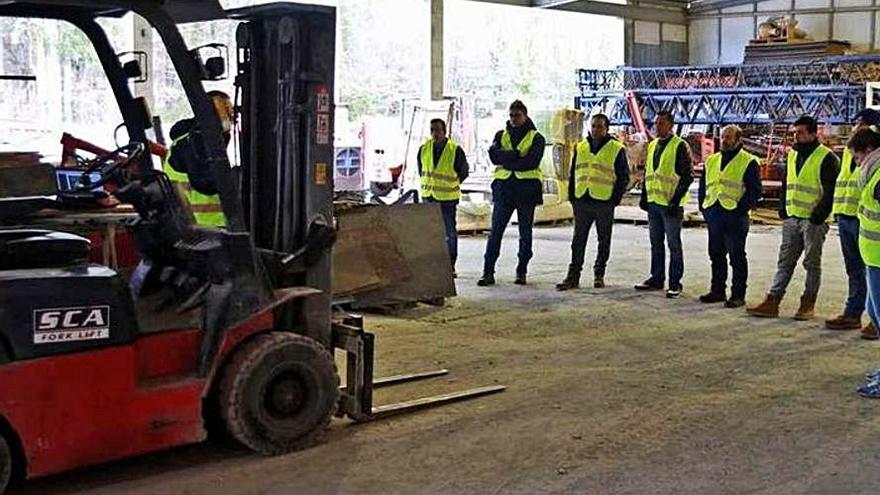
[219,332,339,455]
[0,433,10,494]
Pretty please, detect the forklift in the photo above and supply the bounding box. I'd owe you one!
[0,2,503,493]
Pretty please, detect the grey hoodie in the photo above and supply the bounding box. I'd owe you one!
[859,147,880,190]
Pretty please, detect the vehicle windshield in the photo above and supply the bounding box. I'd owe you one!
[0,11,240,168]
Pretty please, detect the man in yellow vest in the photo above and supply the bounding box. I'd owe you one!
[826,110,880,332]
[697,125,762,308]
[634,110,694,299]
[478,100,545,286]
[162,90,233,227]
[748,115,840,320]
[556,113,629,291]
[846,127,880,397]
[417,118,469,276]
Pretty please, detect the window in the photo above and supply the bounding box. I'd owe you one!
[335,147,361,177]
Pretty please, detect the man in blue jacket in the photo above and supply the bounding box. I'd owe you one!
[478,100,545,286]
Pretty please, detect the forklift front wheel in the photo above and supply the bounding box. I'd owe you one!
[218,332,339,455]
[0,433,10,494]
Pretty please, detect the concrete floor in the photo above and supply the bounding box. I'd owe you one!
[17,222,880,495]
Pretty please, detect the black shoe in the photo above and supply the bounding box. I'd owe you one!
[594,277,605,289]
[666,287,682,299]
[477,274,495,287]
[514,274,527,285]
[725,298,745,308]
[699,292,726,304]
[452,272,458,279]
[634,279,663,291]
[556,278,579,291]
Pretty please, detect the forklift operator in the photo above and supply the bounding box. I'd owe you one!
[162,90,233,227]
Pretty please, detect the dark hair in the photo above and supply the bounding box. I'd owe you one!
[509,100,528,115]
[591,113,610,127]
[656,110,674,125]
[848,127,880,153]
[429,118,446,131]
[794,115,819,134]
[857,108,880,126]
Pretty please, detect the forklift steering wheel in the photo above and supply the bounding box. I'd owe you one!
[75,142,146,191]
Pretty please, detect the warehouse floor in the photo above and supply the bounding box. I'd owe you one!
[19,222,880,495]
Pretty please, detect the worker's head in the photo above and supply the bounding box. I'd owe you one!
[720,125,743,152]
[590,113,610,140]
[654,111,674,138]
[793,115,819,145]
[508,100,528,128]
[847,126,880,166]
[855,108,880,131]
[208,90,234,133]
[430,119,447,142]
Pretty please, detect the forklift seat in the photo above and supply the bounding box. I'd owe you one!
[0,229,91,270]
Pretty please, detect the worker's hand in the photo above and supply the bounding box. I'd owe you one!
[666,205,684,219]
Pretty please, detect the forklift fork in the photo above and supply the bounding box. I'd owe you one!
[332,316,505,422]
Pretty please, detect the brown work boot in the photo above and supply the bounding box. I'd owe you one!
[793,295,817,321]
[747,293,782,318]
[862,322,878,341]
[556,275,580,291]
[825,314,862,331]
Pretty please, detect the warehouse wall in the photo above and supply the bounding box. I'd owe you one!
[626,20,689,66]
[689,0,880,65]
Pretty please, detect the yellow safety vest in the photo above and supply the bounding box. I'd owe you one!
[645,135,689,207]
[858,164,880,267]
[785,145,832,220]
[833,148,860,217]
[162,132,225,227]
[702,149,756,210]
[494,129,543,181]
[419,139,461,201]
[573,138,624,201]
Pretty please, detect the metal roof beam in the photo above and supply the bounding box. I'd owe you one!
[468,0,687,24]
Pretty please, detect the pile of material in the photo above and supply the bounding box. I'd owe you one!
[744,39,851,63]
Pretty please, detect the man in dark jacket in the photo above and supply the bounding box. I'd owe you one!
[635,110,694,299]
[697,125,763,308]
[748,115,840,320]
[478,100,545,286]
[417,118,469,275]
[557,113,629,290]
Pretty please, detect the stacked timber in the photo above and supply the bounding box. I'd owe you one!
[743,40,851,63]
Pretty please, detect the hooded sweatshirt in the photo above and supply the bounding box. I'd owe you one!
[859,147,880,201]
[488,118,545,207]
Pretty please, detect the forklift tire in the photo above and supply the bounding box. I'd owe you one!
[0,433,10,495]
[218,332,339,455]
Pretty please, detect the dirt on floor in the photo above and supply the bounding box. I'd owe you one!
[16,223,880,495]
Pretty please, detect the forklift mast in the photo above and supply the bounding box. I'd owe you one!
[231,4,337,348]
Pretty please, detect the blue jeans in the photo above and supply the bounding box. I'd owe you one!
[647,203,684,289]
[439,201,458,269]
[837,215,867,317]
[483,202,537,276]
[706,208,749,299]
[867,266,880,329]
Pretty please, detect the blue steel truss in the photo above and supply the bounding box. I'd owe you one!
[576,56,880,125]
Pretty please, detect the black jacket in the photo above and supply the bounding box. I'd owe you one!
[697,146,763,216]
[778,140,840,224]
[640,134,693,211]
[488,119,545,207]
[567,135,630,206]
[166,118,218,195]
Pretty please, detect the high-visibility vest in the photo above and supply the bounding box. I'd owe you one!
[573,138,624,201]
[645,135,689,206]
[162,132,225,227]
[858,164,880,267]
[833,148,860,217]
[419,139,461,201]
[494,129,543,181]
[701,149,756,211]
[785,145,832,219]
